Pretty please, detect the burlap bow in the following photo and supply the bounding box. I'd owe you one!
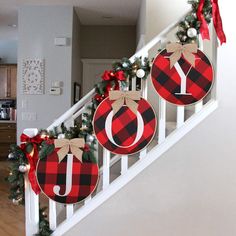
[166,43,198,68]
[109,90,141,115]
[54,138,85,163]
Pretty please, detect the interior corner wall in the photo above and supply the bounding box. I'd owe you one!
[80,25,136,59]
[136,0,146,44]
[71,9,82,104]
[17,6,74,141]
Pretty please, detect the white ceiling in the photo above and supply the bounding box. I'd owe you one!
[0,0,142,40]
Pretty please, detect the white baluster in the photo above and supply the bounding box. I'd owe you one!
[49,200,57,230]
[102,148,110,189]
[121,155,128,175]
[25,175,39,236]
[140,51,148,158]
[158,98,166,143]
[64,117,74,129]
[66,205,74,219]
[131,77,137,91]
[84,196,92,204]
[210,22,218,100]
[195,102,203,113]
[177,106,185,128]
[141,79,148,100]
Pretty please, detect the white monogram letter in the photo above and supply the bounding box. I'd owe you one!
[174,62,192,96]
[53,154,73,197]
[105,108,144,148]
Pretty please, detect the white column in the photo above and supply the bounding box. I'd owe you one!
[25,175,39,236]
[23,128,40,236]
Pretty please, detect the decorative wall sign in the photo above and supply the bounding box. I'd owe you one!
[37,139,99,204]
[151,43,214,105]
[93,91,157,155]
[22,59,45,95]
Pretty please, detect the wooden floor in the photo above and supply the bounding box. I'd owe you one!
[0,161,25,236]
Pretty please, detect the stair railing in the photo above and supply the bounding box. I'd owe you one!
[24,10,219,236]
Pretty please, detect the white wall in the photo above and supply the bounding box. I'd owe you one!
[0,40,17,64]
[66,1,236,236]
[17,6,74,139]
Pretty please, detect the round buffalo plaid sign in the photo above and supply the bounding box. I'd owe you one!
[37,150,99,204]
[93,97,157,155]
[151,48,214,105]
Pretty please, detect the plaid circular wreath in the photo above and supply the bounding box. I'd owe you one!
[151,49,214,105]
[37,149,99,204]
[93,97,157,155]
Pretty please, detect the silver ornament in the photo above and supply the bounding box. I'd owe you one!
[86,134,95,143]
[136,69,145,78]
[8,153,15,159]
[12,199,19,205]
[187,28,197,38]
[18,164,28,173]
[58,133,65,139]
[122,62,128,68]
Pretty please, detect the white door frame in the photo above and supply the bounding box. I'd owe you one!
[81,59,119,95]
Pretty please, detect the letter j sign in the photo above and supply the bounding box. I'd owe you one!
[151,44,214,106]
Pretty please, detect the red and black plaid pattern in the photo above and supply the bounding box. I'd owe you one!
[37,150,99,204]
[151,49,214,105]
[93,97,157,155]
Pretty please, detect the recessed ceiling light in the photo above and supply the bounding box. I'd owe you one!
[8,24,17,28]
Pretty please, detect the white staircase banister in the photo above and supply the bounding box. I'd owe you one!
[47,88,96,130]
[47,10,192,130]
[130,10,191,61]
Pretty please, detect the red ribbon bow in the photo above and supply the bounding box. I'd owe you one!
[197,0,226,45]
[102,70,126,81]
[20,133,43,195]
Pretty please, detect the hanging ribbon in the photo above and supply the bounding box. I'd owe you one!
[166,43,198,68]
[197,0,226,44]
[109,90,141,115]
[54,138,85,163]
[20,133,43,195]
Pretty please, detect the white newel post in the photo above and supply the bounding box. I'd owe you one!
[24,128,40,236]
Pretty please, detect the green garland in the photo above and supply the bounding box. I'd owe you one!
[6,56,150,235]
[95,57,151,103]
[177,0,212,43]
[6,144,52,235]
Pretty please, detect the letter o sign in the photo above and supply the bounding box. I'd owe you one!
[93,97,157,155]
